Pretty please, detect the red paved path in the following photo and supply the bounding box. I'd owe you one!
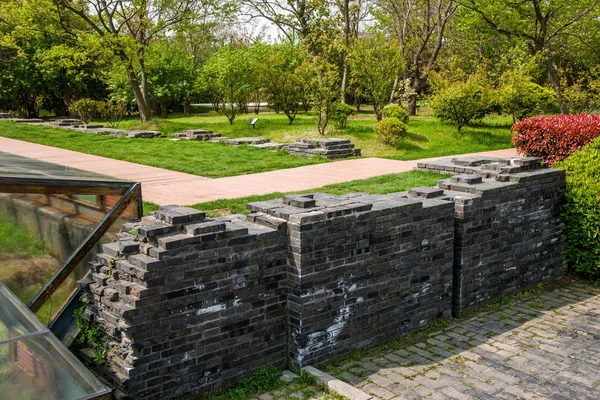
[0,136,517,206]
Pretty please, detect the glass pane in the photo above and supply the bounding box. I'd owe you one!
[0,284,47,342]
[0,193,95,308]
[38,192,141,326]
[0,333,110,400]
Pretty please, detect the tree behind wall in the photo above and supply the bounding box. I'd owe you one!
[349,33,404,121]
[53,0,231,122]
[374,0,458,115]
[459,0,600,114]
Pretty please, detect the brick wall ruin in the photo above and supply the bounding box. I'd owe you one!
[78,156,567,400]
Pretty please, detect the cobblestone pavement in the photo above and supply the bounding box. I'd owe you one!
[324,283,600,400]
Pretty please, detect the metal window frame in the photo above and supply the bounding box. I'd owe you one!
[0,175,142,316]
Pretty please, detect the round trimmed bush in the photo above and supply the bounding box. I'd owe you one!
[331,102,355,129]
[375,117,407,146]
[381,104,409,124]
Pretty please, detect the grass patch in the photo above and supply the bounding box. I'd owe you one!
[0,217,48,257]
[114,110,513,160]
[0,110,513,178]
[0,122,327,178]
[179,170,450,216]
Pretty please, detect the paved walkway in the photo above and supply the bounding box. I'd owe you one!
[0,136,517,206]
[323,282,600,400]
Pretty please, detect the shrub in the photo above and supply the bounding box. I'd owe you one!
[512,114,600,165]
[555,137,600,279]
[375,117,407,146]
[381,104,409,124]
[330,102,355,129]
[430,75,492,132]
[97,101,127,128]
[498,70,556,122]
[70,98,99,124]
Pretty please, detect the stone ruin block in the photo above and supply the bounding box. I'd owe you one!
[282,138,361,159]
[172,129,222,141]
[13,118,43,123]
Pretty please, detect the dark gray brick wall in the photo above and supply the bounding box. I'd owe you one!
[248,192,454,368]
[78,157,567,399]
[83,208,288,400]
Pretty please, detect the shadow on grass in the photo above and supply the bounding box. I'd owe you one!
[405,132,429,143]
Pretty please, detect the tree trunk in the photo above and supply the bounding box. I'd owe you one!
[139,58,150,107]
[389,74,400,103]
[407,76,423,116]
[125,64,152,123]
[183,98,191,115]
[62,88,72,117]
[546,59,569,114]
[341,62,349,103]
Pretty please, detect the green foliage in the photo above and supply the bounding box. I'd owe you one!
[330,102,355,129]
[498,70,556,122]
[555,138,600,279]
[74,306,107,365]
[349,34,404,121]
[381,104,409,124]
[562,69,600,114]
[70,98,98,124]
[199,44,255,125]
[97,101,126,128]
[256,43,308,125]
[375,117,407,146]
[302,57,340,135]
[146,41,197,117]
[430,74,493,132]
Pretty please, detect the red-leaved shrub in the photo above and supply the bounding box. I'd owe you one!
[512,114,600,165]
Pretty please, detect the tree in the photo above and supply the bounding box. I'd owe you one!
[146,41,196,117]
[200,44,255,124]
[430,73,492,132]
[0,0,106,116]
[349,34,404,121]
[53,0,230,122]
[257,43,308,124]
[459,0,599,114]
[374,0,458,115]
[498,70,556,123]
[335,0,369,103]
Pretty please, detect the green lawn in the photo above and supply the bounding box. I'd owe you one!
[117,109,514,159]
[142,170,451,216]
[0,109,513,178]
[0,122,327,178]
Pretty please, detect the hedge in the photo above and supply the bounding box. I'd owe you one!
[512,114,600,165]
[555,137,600,279]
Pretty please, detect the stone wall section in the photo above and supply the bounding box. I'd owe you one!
[417,157,567,315]
[83,207,289,399]
[248,192,454,368]
[78,157,567,400]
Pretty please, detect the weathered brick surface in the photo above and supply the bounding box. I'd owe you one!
[423,157,567,315]
[83,207,289,400]
[79,157,567,399]
[249,192,455,368]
